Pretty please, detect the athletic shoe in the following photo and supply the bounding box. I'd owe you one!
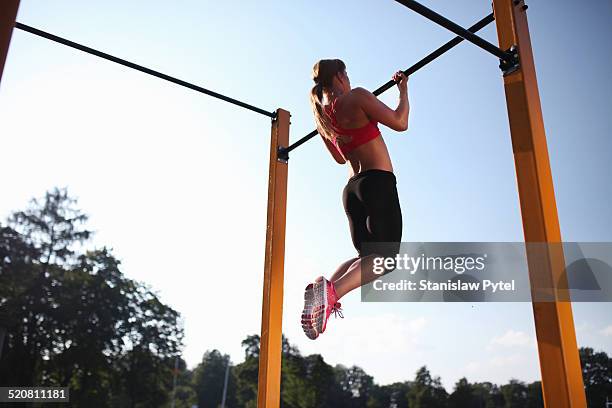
[301,277,343,340]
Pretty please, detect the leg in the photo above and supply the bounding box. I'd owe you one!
[332,254,382,299]
[302,171,402,340]
[334,171,403,299]
[328,257,359,283]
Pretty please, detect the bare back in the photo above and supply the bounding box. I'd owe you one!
[332,90,394,177]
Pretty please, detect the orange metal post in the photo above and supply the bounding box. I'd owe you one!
[0,0,20,84]
[492,1,586,406]
[257,109,290,408]
[0,0,19,362]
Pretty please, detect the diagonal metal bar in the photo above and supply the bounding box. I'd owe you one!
[373,12,495,95]
[14,22,276,118]
[280,13,495,157]
[394,0,511,61]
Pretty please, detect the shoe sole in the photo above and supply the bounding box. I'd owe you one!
[301,284,318,340]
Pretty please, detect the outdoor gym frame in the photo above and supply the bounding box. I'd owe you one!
[0,0,587,407]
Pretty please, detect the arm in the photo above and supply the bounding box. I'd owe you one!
[321,134,347,164]
[353,73,409,132]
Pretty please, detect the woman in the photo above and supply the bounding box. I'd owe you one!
[302,59,409,340]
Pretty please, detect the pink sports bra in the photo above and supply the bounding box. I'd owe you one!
[324,98,381,156]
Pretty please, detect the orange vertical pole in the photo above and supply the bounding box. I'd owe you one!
[257,109,290,408]
[0,0,20,84]
[492,1,586,407]
[0,0,19,362]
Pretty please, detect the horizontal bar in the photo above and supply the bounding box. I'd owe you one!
[282,12,495,155]
[394,0,510,61]
[14,22,276,118]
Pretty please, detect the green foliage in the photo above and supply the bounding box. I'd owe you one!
[334,365,375,407]
[233,354,259,408]
[165,357,197,408]
[0,188,183,407]
[580,347,612,407]
[525,381,544,408]
[449,377,478,408]
[407,366,448,408]
[192,350,235,408]
[500,379,528,408]
[470,382,504,408]
[364,381,409,408]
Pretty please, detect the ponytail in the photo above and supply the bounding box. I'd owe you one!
[310,59,346,143]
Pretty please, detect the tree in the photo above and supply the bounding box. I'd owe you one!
[165,358,197,408]
[471,382,504,408]
[280,341,342,408]
[0,188,183,407]
[334,365,375,408]
[298,354,343,408]
[0,224,42,386]
[407,366,448,408]
[580,347,612,407]
[190,339,612,408]
[500,379,528,408]
[116,346,174,407]
[1,188,97,389]
[366,381,412,408]
[449,377,478,408]
[193,350,235,408]
[525,381,543,408]
[233,335,260,407]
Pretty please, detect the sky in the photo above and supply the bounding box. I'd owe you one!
[1,0,611,392]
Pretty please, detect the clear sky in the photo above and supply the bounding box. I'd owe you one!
[1,0,611,392]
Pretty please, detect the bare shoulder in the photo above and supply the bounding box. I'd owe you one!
[349,87,374,100]
[346,87,377,108]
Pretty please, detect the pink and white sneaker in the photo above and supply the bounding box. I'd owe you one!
[301,277,343,340]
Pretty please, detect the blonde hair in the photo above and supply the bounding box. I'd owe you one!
[310,59,346,142]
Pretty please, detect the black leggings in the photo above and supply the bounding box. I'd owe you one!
[342,169,402,258]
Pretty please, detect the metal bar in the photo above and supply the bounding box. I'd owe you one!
[257,109,290,408]
[14,22,276,118]
[373,12,494,95]
[491,0,587,407]
[394,0,510,61]
[281,13,495,156]
[282,129,317,156]
[0,0,20,86]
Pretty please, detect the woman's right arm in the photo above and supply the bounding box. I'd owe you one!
[354,71,409,132]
